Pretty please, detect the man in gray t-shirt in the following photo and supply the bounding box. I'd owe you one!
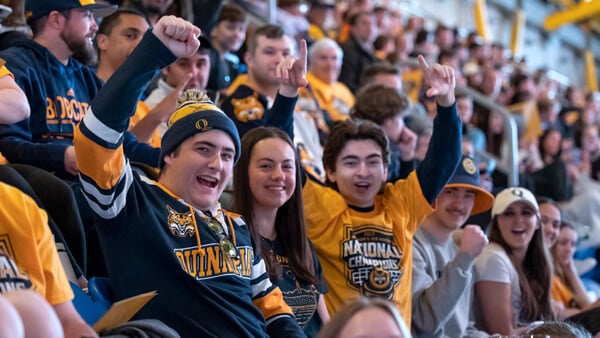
[411,155,494,338]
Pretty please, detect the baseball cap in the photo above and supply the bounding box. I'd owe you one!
[491,187,539,217]
[445,156,494,215]
[159,89,241,168]
[26,0,117,23]
[308,0,336,8]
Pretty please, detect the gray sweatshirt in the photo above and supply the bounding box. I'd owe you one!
[411,227,488,338]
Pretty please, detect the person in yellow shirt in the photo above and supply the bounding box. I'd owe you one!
[301,37,355,124]
[0,180,97,338]
[303,56,460,326]
[307,0,338,42]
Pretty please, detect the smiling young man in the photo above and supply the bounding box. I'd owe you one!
[411,155,493,338]
[221,24,299,137]
[74,15,306,338]
[302,56,462,326]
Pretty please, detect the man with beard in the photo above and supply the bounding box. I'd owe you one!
[0,0,117,179]
[0,0,162,277]
[411,155,493,338]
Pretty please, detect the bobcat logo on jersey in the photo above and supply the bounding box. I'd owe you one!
[231,94,264,122]
[362,267,393,298]
[340,225,403,300]
[167,205,195,237]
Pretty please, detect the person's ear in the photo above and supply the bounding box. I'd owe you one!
[244,51,252,67]
[326,167,336,183]
[47,10,67,30]
[96,34,108,52]
[164,152,175,166]
[161,66,170,77]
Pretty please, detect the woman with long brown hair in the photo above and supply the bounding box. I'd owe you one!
[473,187,554,335]
[232,127,329,337]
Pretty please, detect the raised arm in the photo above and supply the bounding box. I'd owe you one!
[129,75,191,144]
[265,39,308,139]
[74,17,199,219]
[414,55,462,204]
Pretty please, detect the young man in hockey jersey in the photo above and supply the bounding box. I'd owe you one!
[74,15,306,337]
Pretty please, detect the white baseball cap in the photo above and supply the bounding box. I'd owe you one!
[491,187,539,217]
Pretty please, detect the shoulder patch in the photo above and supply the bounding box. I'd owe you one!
[231,93,264,123]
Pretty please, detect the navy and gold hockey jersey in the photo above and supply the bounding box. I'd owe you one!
[221,78,297,138]
[74,31,302,337]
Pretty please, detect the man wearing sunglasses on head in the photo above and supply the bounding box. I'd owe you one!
[73,15,306,337]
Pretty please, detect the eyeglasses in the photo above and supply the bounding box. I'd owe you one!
[205,217,240,261]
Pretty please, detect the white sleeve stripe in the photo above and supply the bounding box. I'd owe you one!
[80,161,130,205]
[81,164,134,219]
[251,260,268,280]
[83,109,123,145]
[265,314,291,326]
[250,278,272,297]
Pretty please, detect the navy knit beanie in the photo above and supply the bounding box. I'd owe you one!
[159,90,241,168]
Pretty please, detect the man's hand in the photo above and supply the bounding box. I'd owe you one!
[459,225,488,258]
[276,39,308,98]
[64,146,79,176]
[398,126,417,161]
[129,74,192,143]
[418,55,455,107]
[152,16,201,58]
[152,73,192,123]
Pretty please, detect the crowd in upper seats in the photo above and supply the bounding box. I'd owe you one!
[1,0,600,337]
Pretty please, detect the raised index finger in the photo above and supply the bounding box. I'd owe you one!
[298,39,308,70]
[417,54,430,72]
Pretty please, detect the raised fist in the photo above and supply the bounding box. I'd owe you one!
[459,225,488,258]
[152,16,201,58]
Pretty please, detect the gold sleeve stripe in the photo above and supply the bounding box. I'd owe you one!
[75,127,125,190]
[74,125,134,219]
[0,65,12,78]
[252,287,294,319]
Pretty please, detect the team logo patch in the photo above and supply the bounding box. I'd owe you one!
[195,118,211,131]
[340,225,403,300]
[362,267,394,298]
[281,271,319,327]
[231,94,264,122]
[166,205,195,237]
[511,188,524,197]
[462,157,477,175]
